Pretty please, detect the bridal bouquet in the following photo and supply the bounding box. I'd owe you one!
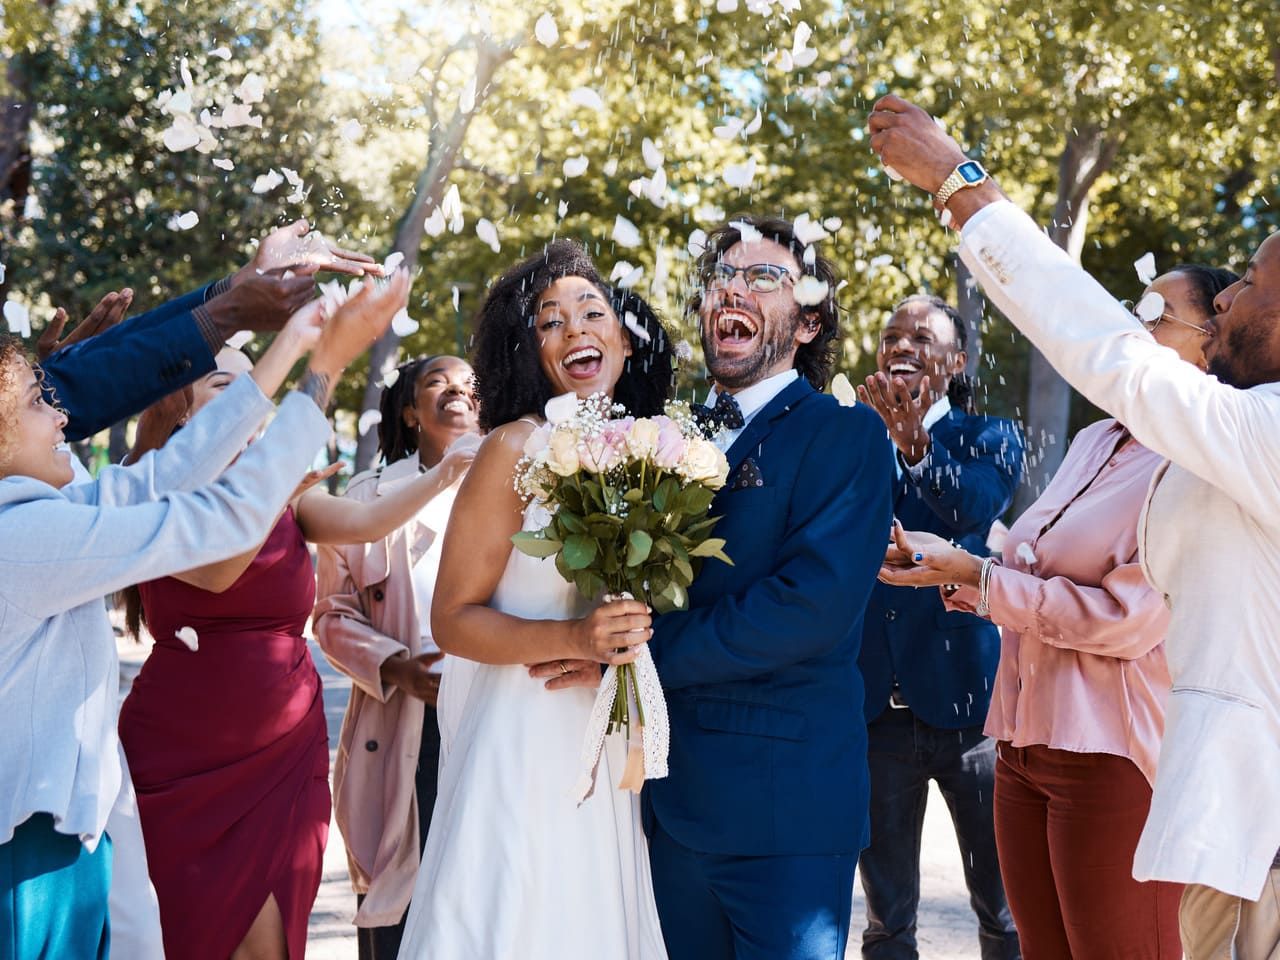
[512,392,733,799]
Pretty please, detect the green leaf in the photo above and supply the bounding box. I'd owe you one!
[626,529,653,567]
[557,510,586,534]
[510,532,563,558]
[689,537,728,559]
[562,534,598,570]
[624,488,644,503]
[652,476,679,513]
[574,569,605,600]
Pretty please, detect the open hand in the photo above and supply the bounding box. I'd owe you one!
[291,462,344,501]
[527,658,603,691]
[206,267,318,335]
[309,268,411,377]
[381,651,446,706]
[236,219,383,285]
[858,372,931,464]
[879,521,982,588]
[572,597,652,666]
[37,288,134,360]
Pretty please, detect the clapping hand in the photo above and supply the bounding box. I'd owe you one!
[879,521,982,588]
[37,288,134,360]
[858,372,932,465]
[235,219,383,286]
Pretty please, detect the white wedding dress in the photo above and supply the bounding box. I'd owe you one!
[397,502,668,960]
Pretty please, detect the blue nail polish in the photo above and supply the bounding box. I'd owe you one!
[913,552,924,562]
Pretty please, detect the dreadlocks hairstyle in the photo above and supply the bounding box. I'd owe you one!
[376,354,439,466]
[1167,263,1239,318]
[687,214,841,391]
[892,294,977,415]
[470,239,675,431]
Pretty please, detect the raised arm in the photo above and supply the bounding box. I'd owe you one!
[649,406,894,690]
[429,422,650,668]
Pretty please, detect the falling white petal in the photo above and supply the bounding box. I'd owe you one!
[391,308,420,337]
[722,157,757,190]
[358,409,383,436]
[729,219,762,243]
[441,184,463,220]
[423,206,446,238]
[380,368,401,389]
[569,86,605,111]
[0,263,5,285]
[212,157,234,171]
[868,254,894,269]
[451,286,460,311]
[823,216,842,231]
[168,210,200,231]
[793,275,829,306]
[642,137,663,171]
[458,75,477,114]
[610,262,644,288]
[252,169,283,194]
[1015,542,1038,566]
[476,218,501,253]
[226,330,254,349]
[340,118,364,142]
[713,116,745,140]
[175,626,199,652]
[865,224,883,242]
[534,12,559,46]
[557,199,569,218]
[687,229,708,257]
[612,215,642,249]
[562,155,589,178]
[208,46,232,61]
[622,310,651,341]
[831,373,857,407]
[792,213,828,246]
[1134,252,1157,285]
[235,72,266,104]
[4,300,31,337]
[744,109,763,135]
[715,0,738,11]
[802,244,816,266]
[384,251,405,271]
[1135,291,1165,324]
[162,117,203,152]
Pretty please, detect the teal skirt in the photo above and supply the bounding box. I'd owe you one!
[0,814,111,959]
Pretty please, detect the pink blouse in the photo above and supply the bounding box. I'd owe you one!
[945,418,1172,784]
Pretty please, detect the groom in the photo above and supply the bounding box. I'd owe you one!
[645,215,894,959]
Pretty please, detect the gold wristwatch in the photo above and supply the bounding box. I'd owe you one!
[935,160,989,209]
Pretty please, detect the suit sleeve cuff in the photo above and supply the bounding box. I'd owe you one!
[959,200,1010,241]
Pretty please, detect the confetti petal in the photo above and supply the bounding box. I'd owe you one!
[612,214,642,249]
[458,75,477,114]
[4,300,30,337]
[869,254,894,270]
[831,373,857,407]
[610,261,644,288]
[823,217,842,231]
[562,155,589,178]
[235,73,265,105]
[641,137,663,171]
[380,368,401,389]
[226,330,254,349]
[792,213,828,246]
[622,310,651,341]
[722,157,757,190]
[534,12,559,46]
[175,626,199,652]
[208,46,232,61]
[687,228,708,257]
[1135,291,1165,324]
[476,218,501,254]
[252,169,284,194]
[168,210,200,231]
[391,308,420,337]
[793,276,829,306]
[1015,542,1038,566]
[340,118,364,142]
[358,409,383,436]
[569,86,605,111]
[557,199,569,218]
[1134,252,1157,285]
[423,206,447,237]
[212,157,234,171]
[384,251,405,271]
[728,220,762,244]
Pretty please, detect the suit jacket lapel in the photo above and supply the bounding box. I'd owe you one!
[724,377,814,476]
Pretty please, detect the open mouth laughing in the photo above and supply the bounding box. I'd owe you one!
[560,345,604,380]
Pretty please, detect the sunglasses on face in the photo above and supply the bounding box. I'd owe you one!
[702,262,795,294]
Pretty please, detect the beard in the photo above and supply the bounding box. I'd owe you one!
[1206,316,1276,389]
[702,303,801,390]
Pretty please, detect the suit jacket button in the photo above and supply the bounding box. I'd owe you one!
[365,740,378,752]
[885,609,897,621]
[373,588,385,602]
[182,358,192,371]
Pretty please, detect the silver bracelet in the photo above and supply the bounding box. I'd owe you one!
[976,557,996,617]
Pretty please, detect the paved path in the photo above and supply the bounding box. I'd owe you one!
[121,631,987,958]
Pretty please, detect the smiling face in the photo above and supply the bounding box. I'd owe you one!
[876,299,965,404]
[0,355,73,488]
[1205,232,1280,389]
[404,355,478,459]
[698,237,818,392]
[189,347,254,418]
[534,275,632,399]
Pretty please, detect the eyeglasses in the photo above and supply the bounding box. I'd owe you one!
[1120,295,1208,335]
[703,262,795,294]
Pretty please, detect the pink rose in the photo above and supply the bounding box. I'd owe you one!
[579,432,625,472]
[652,422,686,470]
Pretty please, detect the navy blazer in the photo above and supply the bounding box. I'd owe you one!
[860,407,1024,730]
[646,378,894,857]
[40,283,220,441]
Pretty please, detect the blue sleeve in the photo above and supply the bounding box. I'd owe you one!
[40,284,219,441]
[649,406,895,689]
[907,418,1023,536]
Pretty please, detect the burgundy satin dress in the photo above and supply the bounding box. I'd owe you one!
[119,510,330,959]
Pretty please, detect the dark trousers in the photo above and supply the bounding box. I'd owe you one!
[859,706,1020,960]
[357,703,441,960]
[649,818,856,960]
[995,743,1182,960]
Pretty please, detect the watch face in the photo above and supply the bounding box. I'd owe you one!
[958,161,986,184]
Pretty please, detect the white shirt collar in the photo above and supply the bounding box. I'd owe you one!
[922,394,952,432]
[709,368,799,423]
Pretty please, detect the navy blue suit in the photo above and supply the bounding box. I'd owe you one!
[40,283,221,441]
[645,377,894,960]
[857,406,1024,960]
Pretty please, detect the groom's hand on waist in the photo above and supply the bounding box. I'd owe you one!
[527,659,603,691]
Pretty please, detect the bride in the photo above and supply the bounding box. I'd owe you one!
[396,241,674,959]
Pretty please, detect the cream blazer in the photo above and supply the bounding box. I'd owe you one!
[961,200,1280,900]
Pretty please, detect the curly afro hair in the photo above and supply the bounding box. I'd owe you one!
[470,239,674,431]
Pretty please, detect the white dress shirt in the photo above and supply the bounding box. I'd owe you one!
[899,394,951,480]
[707,368,799,453]
[960,199,1280,900]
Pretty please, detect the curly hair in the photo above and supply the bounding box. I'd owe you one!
[0,336,25,467]
[891,294,978,415]
[687,214,841,391]
[470,240,674,431]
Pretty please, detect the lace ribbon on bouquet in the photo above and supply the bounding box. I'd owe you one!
[573,644,669,804]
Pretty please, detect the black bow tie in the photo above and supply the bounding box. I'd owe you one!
[692,391,745,434]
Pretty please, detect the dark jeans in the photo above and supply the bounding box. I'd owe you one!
[357,703,441,960]
[859,706,1020,960]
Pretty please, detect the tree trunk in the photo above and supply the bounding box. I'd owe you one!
[353,39,517,472]
[0,52,36,303]
[953,255,983,379]
[1011,124,1120,514]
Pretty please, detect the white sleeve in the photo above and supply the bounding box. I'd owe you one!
[960,200,1280,521]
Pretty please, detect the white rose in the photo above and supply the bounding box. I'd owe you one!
[679,438,727,486]
[625,418,661,459]
[545,392,580,425]
[545,429,580,476]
